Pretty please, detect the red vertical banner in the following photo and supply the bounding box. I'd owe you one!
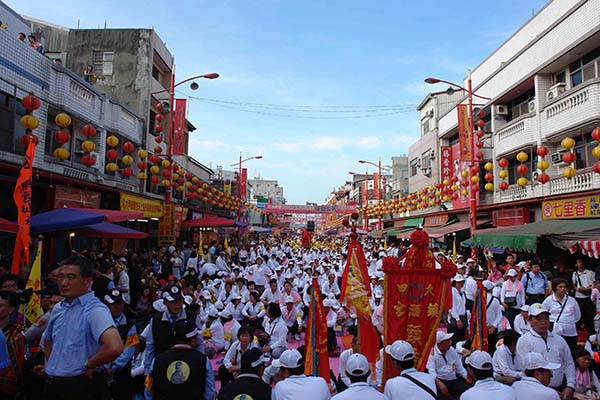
[240,168,248,199]
[451,143,470,210]
[440,146,452,183]
[361,180,368,206]
[457,104,472,161]
[372,172,380,201]
[172,99,187,156]
[304,278,330,383]
[12,139,36,274]
[173,206,188,239]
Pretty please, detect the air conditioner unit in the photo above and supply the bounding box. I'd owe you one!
[425,110,434,118]
[528,100,536,113]
[423,168,432,177]
[429,150,435,159]
[546,83,566,101]
[551,151,566,165]
[494,105,509,115]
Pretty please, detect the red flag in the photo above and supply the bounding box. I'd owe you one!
[12,138,36,274]
[340,236,380,363]
[470,280,488,351]
[304,278,330,382]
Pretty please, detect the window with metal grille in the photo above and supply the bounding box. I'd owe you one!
[93,51,114,76]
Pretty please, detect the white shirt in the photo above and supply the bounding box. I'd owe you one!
[449,287,467,320]
[541,294,581,337]
[461,377,516,400]
[261,288,281,304]
[207,318,227,350]
[384,368,437,400]
[425,345,467,380]
[464,276,477,301]
[273,375,331,400]
[492,345,523,379]
[326,309,338,328]
[242,301,266,318]
[333,382,383,400]
[516,329,576,389]
[501,279,525,309]
[512,377,560,400]
[486,296,503,329]
[338,348,354,386]
[222,340,259,369]
[513,314,530,335]
[265,317,288,350]
[117,271,130,304]
[573,269,595,298]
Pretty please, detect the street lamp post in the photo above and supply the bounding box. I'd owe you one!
[359,158,385,231]
[349,171,370,231]
[151,72,219,205]
[425,71,491,238]
[231,153,263,222]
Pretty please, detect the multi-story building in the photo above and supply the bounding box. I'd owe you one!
[248,175,286,204]
[390,155,410,198]
[394,0,600,252]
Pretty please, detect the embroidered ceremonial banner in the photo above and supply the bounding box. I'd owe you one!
[304,278,330,383]
[23,241,43,324]
[457,104,472,161]
[12,138,36,274]
[172,99,187,156]
[470,280,488,351]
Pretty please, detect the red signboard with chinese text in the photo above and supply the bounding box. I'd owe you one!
[440,146,452,183]
[158,205,174,246]
[173,206,188,238]
[493,208,530,226]
[240,168,248,199]
[264,204,358,214]
[457,104,472,161]
[173,99,186,156]
[451,143,470,209]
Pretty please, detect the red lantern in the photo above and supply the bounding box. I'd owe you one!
[150,154,160,164]
[536,145,549,157]
[498,158,508,168]
[20,134,39,146]
[499,181,509,191]
[122,167,133,177]
[54,130,70,144]
[177,177,184,185]
[185,192,192,198]
[476,119,485,128]
[452,193,459,200]
[154,135,163,144]
[451,176,459,183]
[476,141,484,148]
[155,103,163,112]
[150,175,160,184]
[476,129,484,138]
[22,94,41,111]
[537,172,550,183]
[484,173,494,182]
[471,165,480,174]
[185,172,192,180]
[154,125,163,133]
[471,184,479,193]
[154,146,162,153]
[516,164,528,175]
[123,141,135,153]
[106,149,118,160]
[81,155,96,167]
[173,164,179,172]
[593,162,600,174]
[592,127,600,141]
[161,169,171,179]
[476,150,484,159]
[562,152,576,164]
[137,161,147,170]
[82,124,97,138]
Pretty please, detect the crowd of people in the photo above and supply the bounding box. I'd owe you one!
[0,233,599,399]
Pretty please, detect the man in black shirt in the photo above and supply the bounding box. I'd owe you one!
[218,347,272,400]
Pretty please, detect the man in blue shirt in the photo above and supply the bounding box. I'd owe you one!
[42,256,123,400]
[522,261,548,305]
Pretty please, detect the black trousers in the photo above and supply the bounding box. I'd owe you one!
[327,327,337,352]
[439,377,469,398]
[575,296,596,334]
[44,373,110,400]
[525,293,546,305]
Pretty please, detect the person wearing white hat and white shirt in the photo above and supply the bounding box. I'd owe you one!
[464,269,478,311]
[324,298,339,352]
[542,277,581,353]
[513,305,531,335]
[516,303,576,399]
[280,295,303,341]
[262,303,288,359]
[512,352,561,400]
[426,331,469,399]
[332,353,383,400]
[483,280,502,353]
[384,340,437,400]
[322,273,341,299]
[448,275,469,345]
[462,350,516,400]
[501,269,526,327]
[204,307,227,358]
[272,349,331,400]
[338,336,360,388]
[224,293,244,322]
[492,329,524,385]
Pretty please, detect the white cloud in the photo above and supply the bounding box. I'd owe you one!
[190,139,227,151]
[273,142,304,153]
[357,136,382,149]
[311,136,346,151]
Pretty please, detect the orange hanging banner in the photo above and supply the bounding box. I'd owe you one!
[304,278,330,383]
[12,138,37,274]
[457,104,472,161]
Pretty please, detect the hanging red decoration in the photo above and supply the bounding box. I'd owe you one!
[106,149,118,160]
[154,125,163,133]
[82,124,97,138]
[154,135,163,144]
[498,158,508,168]
[54,130,70,144]
[499,181,509,191]
[173,164,179,172]
[536,146,549,157]
[476,150,484,159]
[484,173,494,182]
[150,175,160,184]
[562,152,576,164]
[81,154,96,167]
[150,154,160,164]
[22,93,41,111]
[155,103,163,112]
[123,141,135,153]
[177,177,184,185]
[593,162,600,174]
[154,146,162,153]
[137,161,147,170]
[121,167,133,177]
[476,130,484,138]
[161,169,171,179]
[516,164,528,175]
[476,119,485,128]
[592,127,600,141]
[537,172,550,183]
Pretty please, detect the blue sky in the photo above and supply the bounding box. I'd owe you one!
[10,0,549,204]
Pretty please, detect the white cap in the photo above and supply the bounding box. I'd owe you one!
[466,258,476,263]
[219,309,232,319]
[271,349,303,369]
[183,295,193,306]
[465,350,493,370]
[522,352,561,370]
[202,291,212,300]
[453,275,466,283]
[385,340,414,361]
[520,304,530,312]
[507,269,518,277]
[345,353,370,376]
[374,290,383,299]
[152,299,167,313]
[231,294,242,300]
[482,280,494,291]
[528,303,550,317]
[208,308,219,318]
[517,261,528,268]
[436,331,454,344]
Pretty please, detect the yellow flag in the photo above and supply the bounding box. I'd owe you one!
[24,242,43,324]
[224,237,229,253]
[384,240,388,251]
[198,233,205,258]
[453,237,457,263]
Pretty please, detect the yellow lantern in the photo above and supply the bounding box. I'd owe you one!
[435,191,442,197]
[471,176,480,183]
[150,165,160,175]
[484,182,494,192]
[416,204,422,209]
[172,173,179,181]
[428,185,435,192]
[561,137,576,150]
[106,162,119,173]
[484,162,494,171]
[161,179,171,187]
[179,169,186,176]
[563,167,577,179]
[81,140,95,153]
[517,177,528,187]
[106,135,119,147]
[20,115,39,130]
[498,169,509,179]
[177,185,184,192]
[192,177,199,183]
[122,155,133,166]
[461,189,469,197]
[461,170,468,178]
[516,151,529,163]
[443,195,450,202]
[451,184,458,192]
[442,179,450,186]
[55,112,71,128]
[185,181,192,189]
[137,149,148,159]
[53,147,69,160]
[537,160,549,171]
[161,159,171,169]
[417,191,422,196]
[428,200,435,207]
[592,145,600,159]
[137,172,147,180]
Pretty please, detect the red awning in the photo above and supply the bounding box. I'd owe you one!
[425,221,470,239]
[78,222,148,239]
[73,208,144,222]
[182,215,235,228]
[0,217,17,233]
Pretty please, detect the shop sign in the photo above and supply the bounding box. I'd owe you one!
[542,194,600,219]
[173,206,188,238]
[120,193,164,218]
[54,184,100,208]
[440,146,452,183]
[424,214,449,227]
[457,104,472,161]
[158,205,174,246]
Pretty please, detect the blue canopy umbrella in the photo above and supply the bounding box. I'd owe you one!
[30,208,106,234]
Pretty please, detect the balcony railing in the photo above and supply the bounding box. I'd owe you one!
[548,170,596,196]
[497,185,531,203]
[494,114,536,156]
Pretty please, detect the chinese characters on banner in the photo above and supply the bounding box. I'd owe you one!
[12,139,36,274]
[240,167,248,199]
[451,143,470,209]
[223,182,231,196]
[304,278,330,382]
[120,193,165,218]
[172,99,187,156]
[173,206,188,239]
[440,146,452,183]
[158,205,174,246]
[457,104,472,161]
[542,194,600,219]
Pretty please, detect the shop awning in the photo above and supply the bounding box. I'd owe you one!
[387,227,413,237]
[73,208,144,222]
[249,226,272,234]
[426,221,470,239]
[0,217,17,233]
[78,222,148,239]
[471,219,600,252]
[368,230,386,238]
[395,217,424,228]
[182,215,236,228]
[30,208,106,234]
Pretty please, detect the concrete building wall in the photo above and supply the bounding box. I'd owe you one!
[0,0,29,38]
[391,156,409,196]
